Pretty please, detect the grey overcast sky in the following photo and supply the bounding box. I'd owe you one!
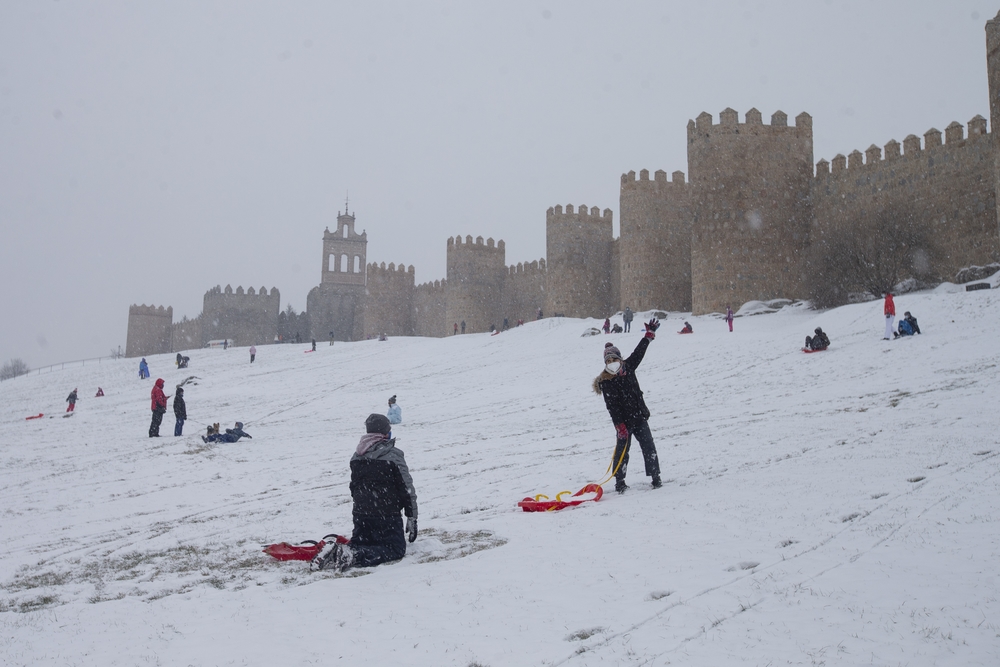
[0,0,994,368]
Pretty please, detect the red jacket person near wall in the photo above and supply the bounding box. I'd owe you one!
[149,378,169,437]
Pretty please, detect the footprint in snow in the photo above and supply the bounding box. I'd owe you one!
[726,561,759,571]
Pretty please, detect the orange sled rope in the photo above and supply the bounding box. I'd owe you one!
[517,436,629,512]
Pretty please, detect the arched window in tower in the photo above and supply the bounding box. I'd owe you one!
[342,225,348,239]
[354,256,361,273]
[329,254,337,272]
[341,254,349,273]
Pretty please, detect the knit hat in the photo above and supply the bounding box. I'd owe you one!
[388,395,397,405]
[365,413,391,435]
[603,342,622,362]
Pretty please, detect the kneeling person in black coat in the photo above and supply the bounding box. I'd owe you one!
[312,413,418,572]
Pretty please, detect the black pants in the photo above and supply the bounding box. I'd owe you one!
[250,354,255,363]
[624,321,631,332]
[351,513,406,568]
[613,419,660,481]
[149,409,165,437]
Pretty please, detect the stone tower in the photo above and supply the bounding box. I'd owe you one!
[687,108,814,314]
[987,12,1000,231]
[544,204,613,318]
[364,262,415,338]
[445,235,506,334]
[125,304,173,357]
[618,169,692,312]
[307,209,368,341]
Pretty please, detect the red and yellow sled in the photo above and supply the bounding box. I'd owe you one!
[517,483,604,512]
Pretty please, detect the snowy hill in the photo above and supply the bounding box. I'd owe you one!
[2,281,1000,666]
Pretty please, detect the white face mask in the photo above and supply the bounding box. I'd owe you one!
[605,360,621,374]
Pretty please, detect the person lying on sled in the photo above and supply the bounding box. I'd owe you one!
[312,413,418,572]
[202,421,252,443]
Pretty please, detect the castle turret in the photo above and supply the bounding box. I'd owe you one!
[126,304,173,357]
[201,285,280,346]
[543,204,613,318]
[619,169,692,312]
[364,262,415,338]
[445,235,506,334]
[688,108,813,314]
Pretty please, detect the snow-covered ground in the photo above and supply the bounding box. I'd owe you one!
[2,281,999,666]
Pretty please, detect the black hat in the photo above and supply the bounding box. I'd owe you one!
[365,413,391,435]
[388,395,397,405]
[815,327,823,334]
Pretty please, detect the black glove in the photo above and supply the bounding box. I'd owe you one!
[406,516,418,543]
[644,318,660,339]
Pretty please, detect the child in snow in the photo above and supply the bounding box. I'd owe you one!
[593,319,663,494]
[250,345,256,363]
[805,327,830,351]
[883,293,896,340]
[387,395,402,424]
[311,413,418,572]
[66,388,78,413]
[202,422,252,443]
[726,305,734,332]
[139,358,149,379]
[175,353,190,369]
[602,318,611,334]
[149,379,169,437]
[895,311,921,338]
[95,387,104,397]
[173,387,187,436]
[679,321,693,334]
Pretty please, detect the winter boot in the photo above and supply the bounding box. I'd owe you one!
[614,476,629,495]
[333,544,355,573]
[310,542,339,572]
[651,474,662,489]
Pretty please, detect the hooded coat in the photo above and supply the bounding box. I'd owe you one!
[350,435,417,522]
[150,379,167,412]
[593,337,652,429]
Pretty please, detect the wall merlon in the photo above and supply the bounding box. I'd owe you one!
[655,169,667,183]
[848,149,864,170]
[925,127,942,148]
[969,114,988,136]
[945,121,964,143]
[832,154,847,173]
[865,144,882,165]
[672,170,685,184]
[746,107,762,125]
[696,111,713,130]
[771,110,788,126]
[903,134,921,155]
[816,158,830,177]
[884,139,901,160]
[795,112,812,129]
[720,107,738,126]
[640,169,650,181]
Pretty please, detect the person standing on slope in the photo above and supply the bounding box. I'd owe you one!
[623,307,633,333]
[173,386,187,436]
[149,378,169,437]
[726,305,734,332]
[139,358,149,379]
[593,318,662,494]
[311,413,418,573]
[883,292,896,340]
[66,388,78,413]
[249,345,256,363]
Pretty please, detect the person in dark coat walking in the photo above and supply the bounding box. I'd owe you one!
[149,378,169,437]
[249,345,256,363]
[66,388,78,413]
[623,307,633,333]
[460,320,466,334]
[593,319,662,494]
[173,387,187,436]
[312,413,418,573]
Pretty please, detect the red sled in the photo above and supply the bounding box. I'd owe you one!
[801,347,828,353]
[25,413,44,420]
[262,534,349,561]
[518,483,603,512]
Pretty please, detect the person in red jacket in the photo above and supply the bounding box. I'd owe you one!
[883,292,896,340]
[149,378,169,437]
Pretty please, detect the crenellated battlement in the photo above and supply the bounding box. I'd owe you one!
[415,279,447,291]
[545,204,614,221]
[204,285,279,299]
[367,261,415,277]
[815,115,989,177]
[508,258,547,276]
[128,304,173,317]
[620,169,687,191]
[446,234,506,254]
[688,108,812,137]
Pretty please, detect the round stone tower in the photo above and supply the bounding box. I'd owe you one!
[544,204,613,318]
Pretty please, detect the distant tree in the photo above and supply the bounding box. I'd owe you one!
[0,358,30,381]
[810,203,932,308]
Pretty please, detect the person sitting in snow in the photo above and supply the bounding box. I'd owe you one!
[805,327,830,351]
[611,323,623,333]
[679,321,693,334]
[311,413,418,572]
[95,387,104,397]
[387,395,402,424]
[895,311,921,338]
[175,353,190,369]
[593,319,663,494]
[202,421,252,443]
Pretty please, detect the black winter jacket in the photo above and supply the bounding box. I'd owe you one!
[593,337,653,428]
[173,393,186,420]
[350,437,418,522]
